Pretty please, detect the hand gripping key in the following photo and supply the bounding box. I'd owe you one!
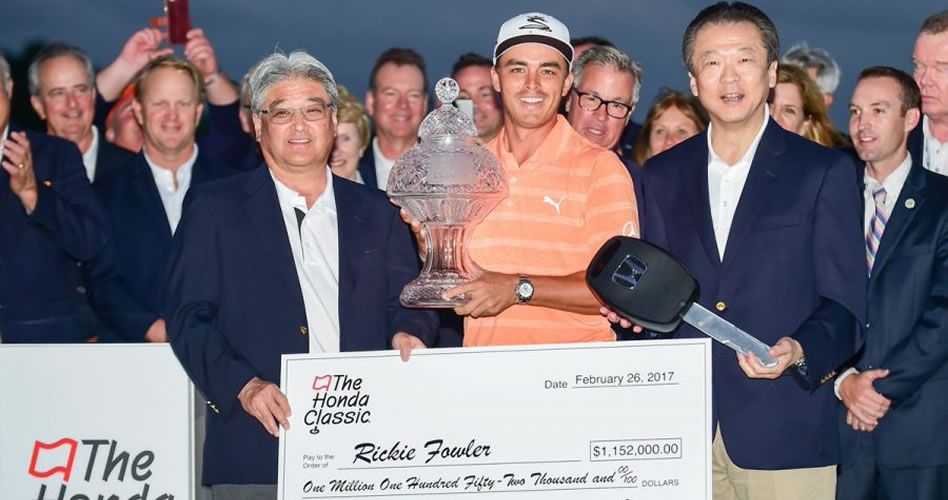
[586,237,777,368]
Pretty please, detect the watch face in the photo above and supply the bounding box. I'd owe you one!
[517,281,534,298]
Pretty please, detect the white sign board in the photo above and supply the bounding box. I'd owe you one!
[0,344,194,499]
[279,339,712,499]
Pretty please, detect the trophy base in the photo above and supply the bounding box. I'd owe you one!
[399,271,474,308]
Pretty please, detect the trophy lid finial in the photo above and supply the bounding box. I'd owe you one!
[435,78,460,105]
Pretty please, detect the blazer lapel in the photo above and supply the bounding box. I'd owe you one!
[683,136,722,270]
[721,121,786,269]
[871,161,927,275]
[334,175,371,338]
[243,167,307,304]
[131,155,174,247]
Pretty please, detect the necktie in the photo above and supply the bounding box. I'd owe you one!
[866,186,887,273]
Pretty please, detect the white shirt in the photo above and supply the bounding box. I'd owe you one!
[862,152,912,236]
[143,145,198,234]
[81,126,100,182]
[371,137,397,190]
[707,105,770,260]
[835,152,913,399]
[270,167,340,354]
[922,116,948,177]
[0,125,9,159]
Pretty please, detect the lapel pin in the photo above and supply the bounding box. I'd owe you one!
[905,198,916,209]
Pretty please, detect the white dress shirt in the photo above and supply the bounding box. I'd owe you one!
[371,137,396,190]
[707,105,770,260]
[143,145,198,235]
[0,125,9,159]
[835,152,913,399]
[270,167,340,354]
[922,116,948,177]
[81,126,100,182]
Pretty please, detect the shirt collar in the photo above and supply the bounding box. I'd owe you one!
[491,115,573,167]
[865,151,912,198]
[923,115,947,146]
[372,137,396,165]
[82,126,100,177]
[143,144,199,188]
[270,166,336,215]
[707,104,771,167]
[0,124,9,159]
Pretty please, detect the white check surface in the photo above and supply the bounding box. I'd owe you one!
[279,339,711,499]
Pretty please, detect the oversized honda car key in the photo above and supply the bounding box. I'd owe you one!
[587,236,777,368]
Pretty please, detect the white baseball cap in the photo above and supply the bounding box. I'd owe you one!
[493,12,572,66]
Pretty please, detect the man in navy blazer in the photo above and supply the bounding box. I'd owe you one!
[29,43,135,184]
[836,67,948,500]
[907,11,948,178]
[634,4,865,498]
[166,51,437,495]
[85,56,235,343]
[0,54,107,342]
[357,48,428,190]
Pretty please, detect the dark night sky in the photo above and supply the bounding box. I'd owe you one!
[1,1,942,127]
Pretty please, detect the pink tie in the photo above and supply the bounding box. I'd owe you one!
[866,186,887,273]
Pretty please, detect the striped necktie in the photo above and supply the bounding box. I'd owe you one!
[866,186,887,273]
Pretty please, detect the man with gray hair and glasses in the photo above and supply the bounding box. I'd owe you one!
[165,50,436,497]
[0,51,108,342]
[566,45,643,155]
[565,45,645,216]
[28,43,134,183]
[782,42,841,109]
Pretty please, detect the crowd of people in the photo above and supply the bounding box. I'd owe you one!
[1,2,947,499]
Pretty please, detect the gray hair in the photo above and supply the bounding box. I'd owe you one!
[682,2,779,76]
[248,50,339,114]
[782,42,840,95]
[28,43,95,96]
[572,45,644,105]
[0,52,9,87]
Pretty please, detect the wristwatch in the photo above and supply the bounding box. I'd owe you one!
[515,275,534,304]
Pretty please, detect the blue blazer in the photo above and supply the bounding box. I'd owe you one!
[907,122,923,170]
[93,139,135,182]
[356,144,379,189]
[839,160,948,469]
[165,166,438,485]
[85,152,234,342]
[0,125,107,342]
[641,120,866,470]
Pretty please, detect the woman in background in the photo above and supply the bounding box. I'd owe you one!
[771,64,849,149]
[633,89,709,165]
[330,86,371,183]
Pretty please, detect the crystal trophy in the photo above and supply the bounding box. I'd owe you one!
[387,78,507,307]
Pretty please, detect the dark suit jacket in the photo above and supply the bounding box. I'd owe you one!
[165,167,438,485]
[619,120,643,158]
[85,152,234,342]
[839,160,948,469]
[642,120,866,469]
[93,139,135,182]
[0,124,108,342]
[356,144,379,189]
[908,122,924,170]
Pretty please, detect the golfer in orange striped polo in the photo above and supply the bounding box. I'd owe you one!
[442,12,638,346]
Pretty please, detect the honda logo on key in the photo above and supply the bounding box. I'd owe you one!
[611,255,647,290]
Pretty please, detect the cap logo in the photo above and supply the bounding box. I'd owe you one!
[520,15,552,32]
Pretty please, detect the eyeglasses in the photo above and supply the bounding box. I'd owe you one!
[571,87,633,119]
[260,103,333,124]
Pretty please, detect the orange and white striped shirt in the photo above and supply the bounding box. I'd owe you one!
[464,116,639,346]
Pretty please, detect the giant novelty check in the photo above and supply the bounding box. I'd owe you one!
[279,339,711,499]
